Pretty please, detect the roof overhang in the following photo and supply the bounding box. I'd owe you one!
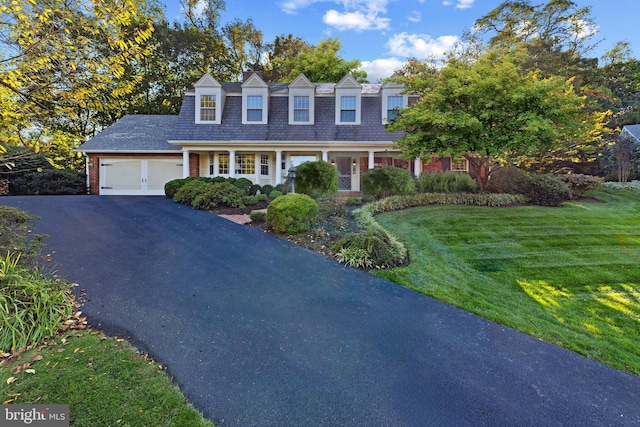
[168,140,401,152]
[74,149,182,154]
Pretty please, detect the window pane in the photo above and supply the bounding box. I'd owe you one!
[340,96,356,109]
[261,155,269,176]
[200,109,216,121]
[218,153,229,174]
[294,109,309,122]
[236,154,255,174]
[294,96,309,109]
[247,109,262,122]
[247,95,262,108]
[200,95,216,108]
[387,109,399,121]
[340,110,356,122]
[388,95,403,109]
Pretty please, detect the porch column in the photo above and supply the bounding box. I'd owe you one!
[229,150,236,178]
[275,150,282,185]
[321,150,328,162]
[414,158,422,178]
[182,151,190,178]
[368,150,375,169]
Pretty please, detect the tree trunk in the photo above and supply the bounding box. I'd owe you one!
[464,153,492,192]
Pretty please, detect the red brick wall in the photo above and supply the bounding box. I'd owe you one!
[189,153,199,177]
[86,153,182,195]
[423,156,445,173]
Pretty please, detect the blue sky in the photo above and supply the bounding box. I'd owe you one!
[163,0,640,82]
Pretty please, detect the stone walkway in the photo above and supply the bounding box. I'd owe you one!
[218,214,251,224]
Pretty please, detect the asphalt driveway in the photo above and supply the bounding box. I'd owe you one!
[2,196,639,426]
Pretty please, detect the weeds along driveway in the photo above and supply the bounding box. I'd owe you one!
[2,196,639,426]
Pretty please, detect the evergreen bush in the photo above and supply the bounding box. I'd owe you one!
[233,177,253,194]
[165,178,190,198]
[173,179,212,205]
[295,160,338,195]
[362,166,416,199]
[266,193,318,234]
[191,182,245,210]
[418,171,476,193]
[555,173,603,197]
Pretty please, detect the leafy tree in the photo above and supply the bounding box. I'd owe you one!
[276,37,367,83]
[261,34,311,82]
[388,48,599,191]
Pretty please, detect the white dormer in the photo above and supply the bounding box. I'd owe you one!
[241,72,269,124]
[195,74,225,124]
[381,79,408,124]
[288,73,315,125]
[335,74,362,125]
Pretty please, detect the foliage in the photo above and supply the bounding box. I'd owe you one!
[0,332,214,425]
[249,210,266,222]
[164,178,191,199]
[12,169,86,195]
[276,38,367,83]
[316,195,346,220]
[173,179,212,206]
[191,182,245,210]
[602,180,640,191]
[346,196,362,206]
[273,184,286,194]
[232,177,253,194]
[248,184,262,195]
[388,48,599,191]
[269,190,283,199]
[362,167,416,199]
[0,254,75,352]
[243,195,259,205]
[418,171,477,193]
[334,247,374,269]
[554,173,603,197]
[488,166,532,194]
[261,184,274,196]
[294,160,338,195]
[266,193,318,235]
[333,227,407,270]
[524,174,573,206]
[0,207,46,264]
[256,193,268,202]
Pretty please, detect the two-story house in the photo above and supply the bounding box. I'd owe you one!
[78,72,464,195]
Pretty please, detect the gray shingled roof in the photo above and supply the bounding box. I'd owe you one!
[171,95,403,142]
[77,115,180,152]
[622,124,640,142]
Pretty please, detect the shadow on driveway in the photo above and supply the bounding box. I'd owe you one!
[2,196,639,426]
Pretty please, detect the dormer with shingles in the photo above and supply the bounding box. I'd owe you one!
[288,73,315,125]
[335,74,362,125]
[241,72,269,125]
[194,74,224,125]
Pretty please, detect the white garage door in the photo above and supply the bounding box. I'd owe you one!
[100,158,183,195]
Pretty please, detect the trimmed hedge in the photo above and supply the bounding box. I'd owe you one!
[191,182,245,210]
[362,166,416,199]
[173,179,212,206]
[418,171,476,193]
[295,160,338,195]
[9,169,86,195]
[266,193,318,235]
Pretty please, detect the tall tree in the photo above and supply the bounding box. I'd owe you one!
[388,48,600,191]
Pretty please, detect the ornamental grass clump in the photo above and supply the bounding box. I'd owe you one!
[266,193,318,235]
[0,254,75,352]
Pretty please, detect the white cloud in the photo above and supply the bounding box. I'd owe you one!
[442,0,474,8]
[279,0,323,14]
[387,32,459,59]
[181,0,207,18]
[323,8,390,31]
[360,57,405,82]
[407,10,421,23]
[568,18,598,40]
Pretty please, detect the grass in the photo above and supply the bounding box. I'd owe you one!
[0,330,214,426]
[375,188,640,375]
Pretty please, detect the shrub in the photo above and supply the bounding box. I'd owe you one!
[362,166,416,199]
[273,184,286,194]
[524,174,573,206]
[0,206,46,264]
[418,171,476,193]
[23,169,87,195]
[165,178,190,199]
[602,180,640,190]
[332,226,407,269]
[269,190,283,199]
[346,196,361,206]
[249,184,262,195]
[316,195,346,220]
[256,194,268,202]
[233,177,253,194]
[173,179,212,205]
[191,182,245,210]
[555,173,604,197]
[243,195,259,205]
[362,194,375,203]
[295,160,338,195]
[0,254,75,352]
[249,210,266,222]
[488,166,531,194]
[266,193,318,234]
[261,185,274,196]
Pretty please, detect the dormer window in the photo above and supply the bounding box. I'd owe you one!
[200,95,216,121]
[386,95,403,121]
[335,74,361,125]
[381,79,407,124]
[288,73,315,125]
[247,95,263,122]
[194,73,224,124]
[242,72,269,124]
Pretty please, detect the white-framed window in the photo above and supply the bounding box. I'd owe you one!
[450,158,469,172]
[236,154,255,175]
[340,96,356,123]
[387,95,403,121]
[199,95,216,121]
[293,96,310,122]
[247,95,263,122]
[218,153,229,174]
[260,154,269,175]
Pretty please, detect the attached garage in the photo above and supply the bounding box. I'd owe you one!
[77,115,184,195]
[99,158,183,195]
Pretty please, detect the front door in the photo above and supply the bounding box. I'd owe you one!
[336,157,352,191]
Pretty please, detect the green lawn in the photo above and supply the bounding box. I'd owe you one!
[1,331,214,426]
[375,188,640,375]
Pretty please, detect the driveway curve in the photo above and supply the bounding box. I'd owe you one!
[2,196,639,426]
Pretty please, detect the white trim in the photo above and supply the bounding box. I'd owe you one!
[381,88,407,124]
[195,74,224,124]
[242,89,268,124]
[288,90,314,125]
[335,90,361,125]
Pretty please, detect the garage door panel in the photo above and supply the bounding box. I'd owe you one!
[100,158,183,196]
[147,159,183,193]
